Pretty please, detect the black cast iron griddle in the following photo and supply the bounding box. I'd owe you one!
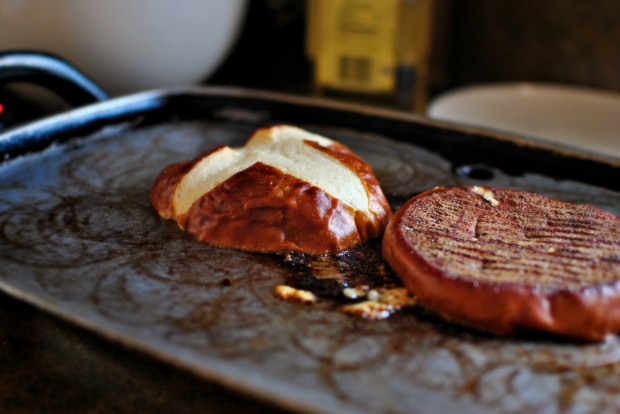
[1,87,620,414]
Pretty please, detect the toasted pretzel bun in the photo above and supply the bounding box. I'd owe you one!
[382,186,620,341]
[151,125,391,254]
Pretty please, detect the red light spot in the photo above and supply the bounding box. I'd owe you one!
[0,102,4,114]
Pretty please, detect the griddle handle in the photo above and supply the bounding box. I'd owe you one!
[0,51,108,106]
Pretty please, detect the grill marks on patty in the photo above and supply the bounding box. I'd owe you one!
[382,186,620,341]
[398,187,620,289]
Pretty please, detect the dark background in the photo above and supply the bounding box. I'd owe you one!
[210,0,620,110]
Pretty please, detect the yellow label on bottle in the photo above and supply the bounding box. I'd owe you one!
[312,0,399,93]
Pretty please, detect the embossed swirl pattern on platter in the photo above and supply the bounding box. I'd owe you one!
[1,121,620,413]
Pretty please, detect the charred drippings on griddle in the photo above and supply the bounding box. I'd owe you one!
[273,195,420,320]
[280,240,402,302]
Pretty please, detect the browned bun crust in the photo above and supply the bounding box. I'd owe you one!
[150,127,391,254]
[149,160,194,219]
[180,162,365,253]
[150,146,224,219]
[382,186,620,341]
[305,140,390,243]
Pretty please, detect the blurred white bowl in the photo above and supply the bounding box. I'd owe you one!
[0,0,247,96]
[427,83,620,158]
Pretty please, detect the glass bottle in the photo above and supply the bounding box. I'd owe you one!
[306,0,434,112]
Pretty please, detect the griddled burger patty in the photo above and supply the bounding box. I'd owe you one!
[382,186,620,341]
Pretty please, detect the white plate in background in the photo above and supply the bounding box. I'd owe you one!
[427,83,620,158]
